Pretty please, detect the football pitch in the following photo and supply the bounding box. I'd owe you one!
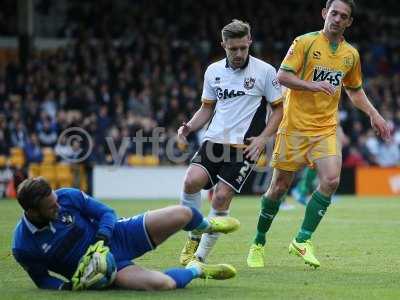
[1,196,399,300]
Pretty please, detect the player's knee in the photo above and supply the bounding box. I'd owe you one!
[183,173,202,193]
[212,191,230,210]
[163,279,177,290]
[268,179,290,199]
[321,175,340,192]
[155,280,176,290]
[149,277,176,290]
[170,205,193,226]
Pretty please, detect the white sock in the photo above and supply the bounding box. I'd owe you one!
[195,208,229,262]
[180,191,202,239]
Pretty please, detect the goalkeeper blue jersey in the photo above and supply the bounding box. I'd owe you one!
[12,188,117,290]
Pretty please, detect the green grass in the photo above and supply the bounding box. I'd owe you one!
[1,196,399,300]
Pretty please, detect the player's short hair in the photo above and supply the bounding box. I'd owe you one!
[221,19,251,42]
[17,177,52,211]
[326,0,356,15]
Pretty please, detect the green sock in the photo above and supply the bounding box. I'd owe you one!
[296,191,331,242]
[298,168,317,196]
[253,195,281,246]
[304,168,317,194]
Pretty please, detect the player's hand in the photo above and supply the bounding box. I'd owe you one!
[244,136,267,161]
[177,122,192,145]
[309,81,335,96]
[370,113,391,141]
[71,240,114,291]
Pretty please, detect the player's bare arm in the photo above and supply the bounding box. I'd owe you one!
[277,69,335,96]
[345,87,391,141]
[177,101,215,144]
[244,102,283,161]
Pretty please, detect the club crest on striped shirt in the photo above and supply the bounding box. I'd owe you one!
[244,77,256,90]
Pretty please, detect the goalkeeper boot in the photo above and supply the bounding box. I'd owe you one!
[206,216,240,234]
[246,244,265,268]
[289,239,320,268]
[179,237,200,266]
[186,260,236,280]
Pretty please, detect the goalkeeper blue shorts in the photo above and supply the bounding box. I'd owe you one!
[110,213,155,271]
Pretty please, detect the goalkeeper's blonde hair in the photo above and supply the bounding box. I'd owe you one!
[17,177,52,210]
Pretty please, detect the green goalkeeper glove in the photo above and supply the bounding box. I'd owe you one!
[71,240,117,291]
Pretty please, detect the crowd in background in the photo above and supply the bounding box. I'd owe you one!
[0,0,399,167]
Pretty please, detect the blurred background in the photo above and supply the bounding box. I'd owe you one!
[0,0,399,199]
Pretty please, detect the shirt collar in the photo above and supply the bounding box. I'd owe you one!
[23,214,56,234]
[225,55,250,70]
[320,30,345,44]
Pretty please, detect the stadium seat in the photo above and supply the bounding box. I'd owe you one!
[56,163,73,188]
[42,147,56,164]
[143,155,160,166]
[128,154,144,166]
[10,147,25,168]
[0,155,7,168]
[78,164,88,192]
[39,164,57,189]
[28,163,40,178]
[10,147,23,156]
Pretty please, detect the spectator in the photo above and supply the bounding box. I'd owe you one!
[364,129,380,160]
[343,146,366,168]
[54,135,74,162]
[376,139,400,167]
[127,89,151,117]
[9,121,28,148]
[24,134,43,163]
[40,90,58,121]
[0,0,399,166]
[37,118,58,147]
[0,130,10,156]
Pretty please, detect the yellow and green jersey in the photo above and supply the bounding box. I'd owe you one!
[279,31,362,136]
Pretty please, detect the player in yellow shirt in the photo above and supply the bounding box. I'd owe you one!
[246,0,391,268]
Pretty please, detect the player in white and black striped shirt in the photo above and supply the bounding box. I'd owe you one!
[177,19,284,265]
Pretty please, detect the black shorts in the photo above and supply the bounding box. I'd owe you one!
[190,141,256,192]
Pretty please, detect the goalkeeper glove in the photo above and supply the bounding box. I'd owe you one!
[71,240,116,291]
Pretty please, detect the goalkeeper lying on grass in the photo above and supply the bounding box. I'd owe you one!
[12,177,239,291]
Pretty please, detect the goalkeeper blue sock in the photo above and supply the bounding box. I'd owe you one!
[164,268,198,289]
[183,207,208,231]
